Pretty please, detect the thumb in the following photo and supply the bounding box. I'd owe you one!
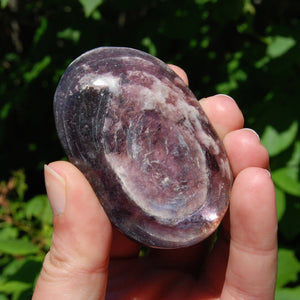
[33,161,112,300]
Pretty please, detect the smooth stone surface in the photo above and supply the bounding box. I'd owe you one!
[54,47,233,248]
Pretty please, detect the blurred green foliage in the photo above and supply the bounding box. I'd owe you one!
[0,0,299,298]
[0,171,52,299]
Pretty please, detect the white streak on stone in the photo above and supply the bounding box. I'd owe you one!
[125,71,221,157]
[219,157,232,178]
[79,72,120,94]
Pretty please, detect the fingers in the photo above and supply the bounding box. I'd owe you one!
[198,95,274,298]
[168,64,189,86]
[224,128,270,177]
[33,161,112,300]
[202,169,277,299]
[200,95,244,140]
[221,167,277,300]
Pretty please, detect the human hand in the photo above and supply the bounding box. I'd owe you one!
[33,66,277,300]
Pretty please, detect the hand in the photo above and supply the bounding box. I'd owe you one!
[33,66,277,300]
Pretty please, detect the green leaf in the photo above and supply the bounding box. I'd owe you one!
[0,102,11,120]
[255,56,270,69]
[25,195,52,224]
[276,286,300,300]
[0,281,31,294]
[195,0,217,5]
[261,121,298,157]
[287,141,300,168]
[267,36,296,58]
[275,187,286,221]
[12,170,27,201]
[57,28,81,43]
[277,248,300,288]
[227,52,242,72]
[23,56,51,83]
[279,197,300,241]
[0,228,18,240]
[243,0,255,15]
[141,37,157,56]
[33,17,48,45]
[78,0,103,18]
[272,167,300,197]
[216,79,238,94]
[0,240,39,255]
[91,9,101,20]
[0,293,9,300]
[0,0,9,9]
[2,257,43,284]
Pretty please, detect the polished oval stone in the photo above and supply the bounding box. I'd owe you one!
[54,47,233,248]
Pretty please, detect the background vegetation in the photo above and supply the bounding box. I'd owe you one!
[0,0,299,299]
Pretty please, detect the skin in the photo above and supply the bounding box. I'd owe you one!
[33,66,277,300]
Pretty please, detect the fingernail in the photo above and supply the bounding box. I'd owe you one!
[244,128,261,141]
[265,169,272,177]
[44,164,66,216]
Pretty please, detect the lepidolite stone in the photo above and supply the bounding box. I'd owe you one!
[54,47,232,248]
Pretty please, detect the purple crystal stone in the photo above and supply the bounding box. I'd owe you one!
[54,47,232,249]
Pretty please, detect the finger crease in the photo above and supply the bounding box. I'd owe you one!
[230,238,277,257]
